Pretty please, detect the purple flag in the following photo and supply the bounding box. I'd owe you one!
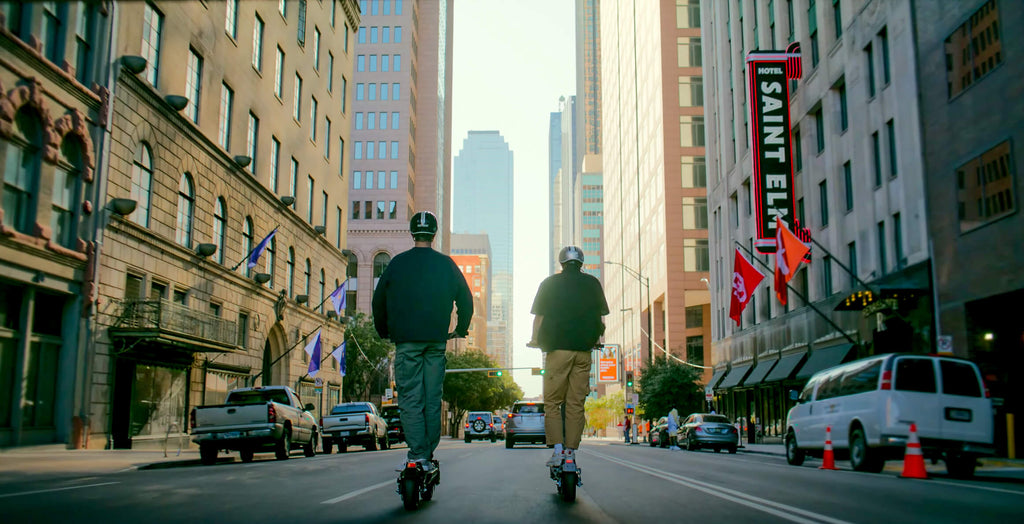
[329,280,348,316]
[331,342,346,377]
[305,330,322,377]
[247,227,278,269]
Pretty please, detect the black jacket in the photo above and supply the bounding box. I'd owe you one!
[530,267,609,351]
[372,247,473,343]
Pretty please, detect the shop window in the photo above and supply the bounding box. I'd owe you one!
[130,364,187,437]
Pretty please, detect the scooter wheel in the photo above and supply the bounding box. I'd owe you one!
[560,472,577,502]
[401,477,419,510]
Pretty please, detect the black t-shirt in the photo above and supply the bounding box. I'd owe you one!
[530,267,610,351]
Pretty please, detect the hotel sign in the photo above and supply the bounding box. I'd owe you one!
[747,43,802,254]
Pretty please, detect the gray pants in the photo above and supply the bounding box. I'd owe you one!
[394,342,447,461]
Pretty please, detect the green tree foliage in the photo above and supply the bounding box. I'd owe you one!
[637,356,704,423]
[342,312,394,402]
[584,393,625,434]
[443,350,523,437]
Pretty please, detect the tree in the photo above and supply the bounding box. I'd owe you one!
[342,312,394,402]
[584,393,625,435]
[636,355,705,424]
[442,350,523,437]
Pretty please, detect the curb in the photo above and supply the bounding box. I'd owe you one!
[738,447,786,457]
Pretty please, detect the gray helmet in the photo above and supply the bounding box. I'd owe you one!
[558,246,585,267]
[410,211,438,240]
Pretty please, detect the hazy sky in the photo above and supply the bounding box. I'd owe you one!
[451,0,576,397]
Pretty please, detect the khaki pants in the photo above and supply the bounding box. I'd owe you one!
[543,350,592,449]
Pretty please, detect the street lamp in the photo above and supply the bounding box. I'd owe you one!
[605,260,653,366]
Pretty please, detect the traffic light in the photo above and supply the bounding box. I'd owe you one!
[531,367,545,376]
[626,406,634,415]
[487,370,503,378]
[626,371,634,388]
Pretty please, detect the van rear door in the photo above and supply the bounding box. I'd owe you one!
[937,358,993,445]
[891,356,942,438]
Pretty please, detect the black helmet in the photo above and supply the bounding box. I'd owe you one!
[558,246,585,267]
[410,211,438,240]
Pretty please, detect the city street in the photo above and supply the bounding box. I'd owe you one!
[3,438,1023,523]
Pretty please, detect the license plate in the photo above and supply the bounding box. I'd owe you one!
[945,408,972,422]
[221,431,241,439]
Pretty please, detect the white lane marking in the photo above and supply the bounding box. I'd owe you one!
[927,479,1024,496]
[583,449,851,524]
[0,482,120,499]
[320,480,394,504]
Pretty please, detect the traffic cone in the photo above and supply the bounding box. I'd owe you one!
[820,426,837,470]
[900,423,929,479]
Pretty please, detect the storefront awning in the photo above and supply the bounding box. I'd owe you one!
[795,343,856,379]
[717,364,753,389]
[707,367,728,389]
[764,351,807,382]
[741,358,779,386]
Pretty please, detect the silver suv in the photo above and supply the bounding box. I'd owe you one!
[464,411,497,443]
[505,401,545,448]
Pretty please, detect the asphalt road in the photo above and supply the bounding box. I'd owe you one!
[3,438,1024,523]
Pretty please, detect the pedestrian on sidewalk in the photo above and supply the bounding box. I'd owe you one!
[624,417,632,444]
[667,408,681,450]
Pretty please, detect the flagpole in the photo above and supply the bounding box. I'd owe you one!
[231,224,280,271]
[734,241,858,346]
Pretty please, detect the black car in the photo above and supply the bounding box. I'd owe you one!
[679,413,739,453]
[381,405,404,445]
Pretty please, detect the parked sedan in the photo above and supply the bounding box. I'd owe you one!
[679,413,739,453]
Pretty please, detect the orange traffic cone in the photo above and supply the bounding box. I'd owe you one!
[820,425,837,470]
[900,423,929,479]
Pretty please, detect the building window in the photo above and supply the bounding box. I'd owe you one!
[336,206,343,247]
[390,141,399,159]
[678,76,703,106]
[818,180,829,227]
[242,217,254,277]
[270,136,281,192]
[225,0,238,38]
[142,2,163,86]
[821,255,833,296]
[879,26,890,85]
[357,54,365,72]
[310,96,318,141]
[318,268,326,312]
[353,171,361,190]
[677,36,702,67]
[322,190,328,226]
[808,0,819,67]
[381,54,390,72]
[865,43,875,97]
[355,112,363,130]
[679,116,705,147]
[342,77,348,112]
[371,26,378,43]
[74,2,96,85]
[886,119,897,177]
[872,131,882,187]
[681,157,706,188]
[676,0,701,28]
[279,0,286,17]
[797,197,805,225]
[214,197,227,264]
[893,212,903,269]
[847,241,857,287]
[376,200,385,220]
[287,247,296,297]
[832,0,842,39]
[252,15,264,71]
[682,197,708,230]
[356,83,364,100]
[686,336,704,366]
[786,0,795,43]
[358,26,366,44]
[327,52,334,92]
[339,138,345,175]
[351,200,360,220]
[370,55,377,72]
[51,143,80,248]
[185,48,203,124]
[395,26,403,42]
[293,74,303,121]
[380,112,388,129]
[389,201,397,219]
[945,1,1003,98]
[313,26,321,70]
[129,142,153,228]
[683,239,710,271]
[354,142,363,160]
[275,47,285,98]
[373,253,391,289]
[877,220,887,276]
[297,0,307,46]
[957,140,1015,232]
[843,161,853,211]
[793,128,802,172]
[218,83,233,149]
[685,305,703,328]
[394,54,402,71]
[810,30,820,68]
[325,118,331,158]
[266,238,276,288]
[247,112,259,174]
[814,108,824,153]
[392,83,400,100]
[176,173,195,247]
[364,200,371,219]
[837,83,848,131]
[307,175,315,223]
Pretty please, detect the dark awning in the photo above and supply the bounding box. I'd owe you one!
[741,358,779,386]
[707,367,728,389]
[764,351,808,382]
[718,364,753,389]
[795,343,856,379]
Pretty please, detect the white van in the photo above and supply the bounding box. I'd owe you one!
[784,353,994,477]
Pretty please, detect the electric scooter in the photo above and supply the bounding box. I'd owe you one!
[397,459,440,510]
[549,450,582,502]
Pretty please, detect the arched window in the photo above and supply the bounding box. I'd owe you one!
[318,268,325,313]
[373,252,390,290]
[304,258,311,298]
[2,108,43,234]
[52,137,83,248]
[214,197,227,264]
[130,142,153,227]
[175,173,195,247]
[346,252,358,316]
[266,237,276,288]
[287,247,296,297]
[242,217,254,277]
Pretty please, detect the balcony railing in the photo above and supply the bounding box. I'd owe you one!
[110,299,240,352]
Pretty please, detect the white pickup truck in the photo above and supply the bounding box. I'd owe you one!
[321,401,389,453]
[190,386,319,465]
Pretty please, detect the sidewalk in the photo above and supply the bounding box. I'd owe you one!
[0,444,212,483]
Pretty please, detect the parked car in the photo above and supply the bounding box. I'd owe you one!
[492,414,505,440]
[464,411,497,443]
[321,402,389,453]
[381,405,404,445]
[649,416,669,448]
[505,402,545,448]
[785,353,994,477]
[190,386,318,465]
[679,413,739,453]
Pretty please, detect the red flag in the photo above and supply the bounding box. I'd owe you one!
[729,249,766,326]
[774,218,811,306]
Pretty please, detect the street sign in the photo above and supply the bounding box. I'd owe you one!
[314,377,323,387]
[632,393,639,405]
[937,335,953,354]
[385,388,393,400]
[705,386,714,401]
